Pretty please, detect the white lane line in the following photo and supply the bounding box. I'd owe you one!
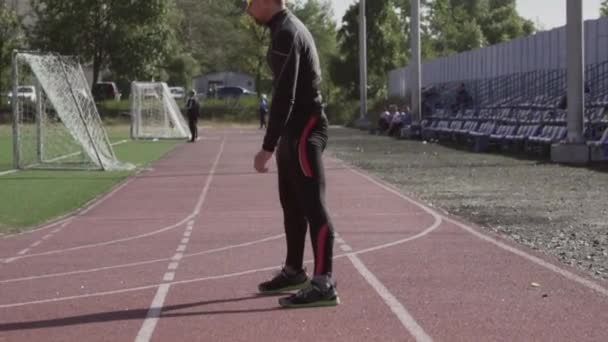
[3,221,70,262]
[335,232,433,342]
[347,251,433,342]
[344,161,608,298]
[167,262,179,271]
[0,140,134,240]
[0,234,285,284]
[340,244,352,252]
[1,138,176,255]
[134,138,225,342]
[176,245,186,252]
[134,284,170,342]
[162,273,175,282]
[46,140,129,163]
[0,170,17,176]
[0,223,443,310]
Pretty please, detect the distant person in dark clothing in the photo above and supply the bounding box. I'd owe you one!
[259,94,269,129]
[377,106,391,133]
[388,105,412,137]
[185,90,200,142]
[455,83,472,112]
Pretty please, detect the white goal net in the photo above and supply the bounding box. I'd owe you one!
[130,82,190,140]
[11,51,132,171]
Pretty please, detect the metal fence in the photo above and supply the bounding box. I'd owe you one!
[389,17,608,98]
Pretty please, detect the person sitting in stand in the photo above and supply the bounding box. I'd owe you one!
[388,105,413,137]
[377,106,392,133]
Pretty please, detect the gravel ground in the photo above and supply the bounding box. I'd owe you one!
[328,127,608,281]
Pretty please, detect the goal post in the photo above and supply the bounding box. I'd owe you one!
[11,51,133,171]
[130,82,190,140]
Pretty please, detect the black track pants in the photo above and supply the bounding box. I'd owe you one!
[276,116,335,276]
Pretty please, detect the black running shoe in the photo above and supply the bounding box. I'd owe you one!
[258,268,310,295]
[278,280,340,308]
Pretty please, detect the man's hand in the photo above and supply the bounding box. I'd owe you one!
[254,149,273,173]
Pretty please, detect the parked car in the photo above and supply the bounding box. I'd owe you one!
[92,82,121,102]
[169,87,185,99]
[142,87,160,99]
[7,86,37,105]
[216,86,256,99]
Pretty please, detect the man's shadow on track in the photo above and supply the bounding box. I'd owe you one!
[0,294,285,332]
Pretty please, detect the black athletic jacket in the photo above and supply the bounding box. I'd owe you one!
[262,9,325,153]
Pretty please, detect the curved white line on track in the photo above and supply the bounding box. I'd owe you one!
[1,142,225,263]
[1,141,134,241]
[0,234,285,284]
[341,160,608,298]
[135,138,227,342]
[0,218,442,308]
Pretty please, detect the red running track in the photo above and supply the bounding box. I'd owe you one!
[0,128,607,342]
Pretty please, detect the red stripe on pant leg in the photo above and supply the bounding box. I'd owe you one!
[299,116,318,178]
[315,224,329,275]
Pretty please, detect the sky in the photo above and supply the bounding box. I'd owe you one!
[330,0,604,30]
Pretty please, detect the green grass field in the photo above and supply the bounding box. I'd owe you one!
[0,124,180,234]
[0,125,13,171]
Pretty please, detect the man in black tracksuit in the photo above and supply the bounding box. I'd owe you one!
[246,0,338,308]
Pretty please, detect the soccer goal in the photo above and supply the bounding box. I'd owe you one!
[130,82,190,140]
[11,51,132,171]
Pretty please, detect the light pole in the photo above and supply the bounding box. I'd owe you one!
[551,0,589,164]
[565,0,584,144]
[359,0,367,120]
[411,0,421,122]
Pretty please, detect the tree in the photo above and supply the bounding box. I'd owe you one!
[481,1,534,45]
[426,0,533,56]
[164,53,200,90]
[174,0,249,76]
[31,0,176,89]
[172,0,338,99]
[334,0,407,99]
[602,0,608,17]
[0,1,22,94]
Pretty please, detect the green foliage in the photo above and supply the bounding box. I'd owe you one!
[482,1,535,45]
[325,93,360,126]
[164,53,200,90]
[30,0,176,89]
[334,1,407,100]
[201,96,261,123]
[97,99,130,118]
[602,0,608,17]
[0,2,22,94]
[174,0,250,75]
